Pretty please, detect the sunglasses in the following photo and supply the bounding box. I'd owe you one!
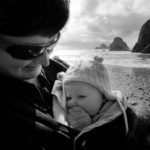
[3,33,60,60]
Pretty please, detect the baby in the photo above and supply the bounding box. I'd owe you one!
[52,56,137,150]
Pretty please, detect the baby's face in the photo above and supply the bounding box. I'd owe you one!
[65,81,103,117]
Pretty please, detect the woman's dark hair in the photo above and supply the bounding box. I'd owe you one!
[0,0,70,37]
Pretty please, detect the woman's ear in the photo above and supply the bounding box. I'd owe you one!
[57,72,66,81]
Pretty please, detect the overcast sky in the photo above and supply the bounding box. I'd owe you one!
[56,0,150,50]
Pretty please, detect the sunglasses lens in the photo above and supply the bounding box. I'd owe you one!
[6,45,44,60]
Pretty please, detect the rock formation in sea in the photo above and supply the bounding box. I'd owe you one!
[109,37,130,51]
[132,19,150,54]
[95,43,108,49]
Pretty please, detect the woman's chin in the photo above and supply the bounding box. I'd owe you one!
[20,65,42,80]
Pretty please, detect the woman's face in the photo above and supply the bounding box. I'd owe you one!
[65,81,104,117]
[0,34,58,80]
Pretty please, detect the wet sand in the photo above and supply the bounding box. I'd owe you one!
[106,65,150,117]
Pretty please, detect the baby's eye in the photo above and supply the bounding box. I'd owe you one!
[66,97,71,101]
[78,95,86,98]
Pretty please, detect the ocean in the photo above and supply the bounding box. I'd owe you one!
[50,49,150,116]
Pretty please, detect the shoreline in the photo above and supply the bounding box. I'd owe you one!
[105,63,150,69]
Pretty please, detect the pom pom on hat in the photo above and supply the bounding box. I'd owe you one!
[57,72,65,81]
[62,56,116,100]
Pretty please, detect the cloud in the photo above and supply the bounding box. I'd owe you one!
[133,0,150,15]
[59,0,150,50]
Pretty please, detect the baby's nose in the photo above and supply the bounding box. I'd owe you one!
[67,98,78,108]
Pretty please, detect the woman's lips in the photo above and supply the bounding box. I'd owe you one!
[25,65,41,71]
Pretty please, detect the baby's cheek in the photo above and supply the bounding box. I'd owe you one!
[86,103,101,117]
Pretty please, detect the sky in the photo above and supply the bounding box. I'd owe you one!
[56,0,150,50]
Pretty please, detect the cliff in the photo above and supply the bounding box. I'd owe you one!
[109,37,130,51]
[132,19,150,54]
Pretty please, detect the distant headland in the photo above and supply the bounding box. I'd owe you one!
[95,37,130,51]
[95,19,150,54]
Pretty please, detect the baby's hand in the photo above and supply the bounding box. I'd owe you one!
[66,107,92,131]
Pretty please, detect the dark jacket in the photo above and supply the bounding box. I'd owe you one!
[74,107,138,150]
[123,114,150,150]
[0,59,77,150]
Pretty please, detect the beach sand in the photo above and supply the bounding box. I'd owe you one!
[106,65,150,117]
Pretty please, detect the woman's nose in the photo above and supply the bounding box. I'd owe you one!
[34,50,50,67]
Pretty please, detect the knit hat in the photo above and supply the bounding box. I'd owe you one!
[59,56,116,100]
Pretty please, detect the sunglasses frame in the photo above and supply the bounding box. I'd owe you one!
[4,32,61,60]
